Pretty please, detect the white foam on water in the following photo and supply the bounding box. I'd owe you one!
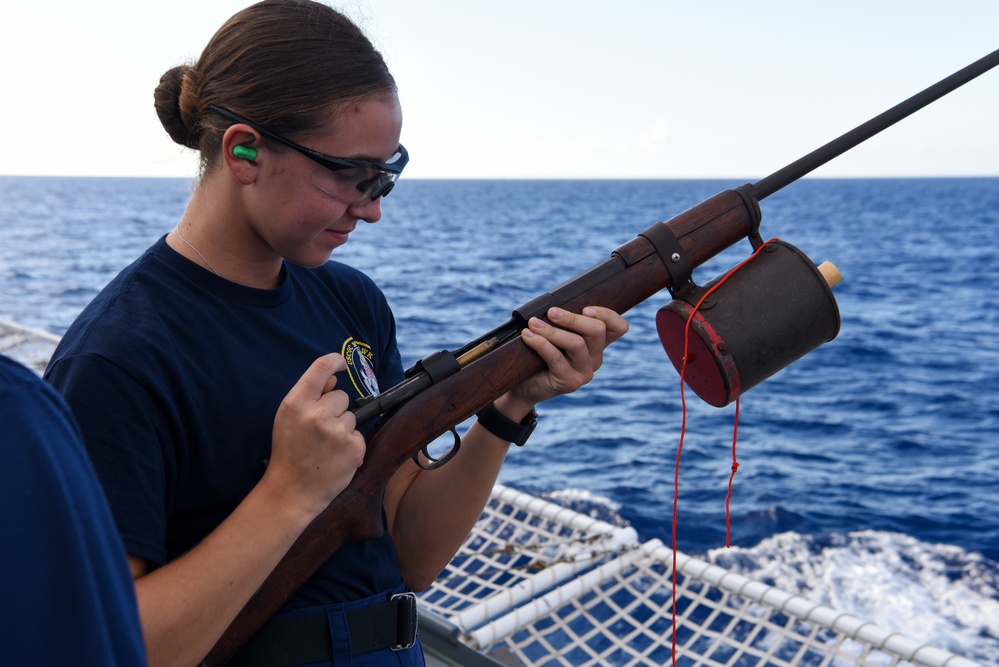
[707,530,999,664]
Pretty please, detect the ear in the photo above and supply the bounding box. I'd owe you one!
[220,125,262,185]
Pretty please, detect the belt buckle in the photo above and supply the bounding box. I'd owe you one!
[390,591,418,651]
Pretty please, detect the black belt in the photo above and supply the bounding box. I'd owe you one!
[226,592,418,667]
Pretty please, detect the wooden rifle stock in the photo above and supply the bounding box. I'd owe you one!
[204,47,999,665]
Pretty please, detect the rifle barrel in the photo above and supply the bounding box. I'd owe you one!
[753,48,999,200]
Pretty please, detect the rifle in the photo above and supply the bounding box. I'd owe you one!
[203,47,999,665]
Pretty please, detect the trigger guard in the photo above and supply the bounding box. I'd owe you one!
[413,427,461,470]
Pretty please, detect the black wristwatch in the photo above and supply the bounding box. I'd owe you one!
[475,402,538,447]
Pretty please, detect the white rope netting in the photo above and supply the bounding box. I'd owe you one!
[418,484,981,667]
[0,317,60,375]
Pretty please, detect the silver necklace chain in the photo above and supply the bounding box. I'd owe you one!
[176,226,219,276]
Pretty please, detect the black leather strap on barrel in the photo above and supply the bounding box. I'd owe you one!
[734,184,764,249]
[639,222,695,298]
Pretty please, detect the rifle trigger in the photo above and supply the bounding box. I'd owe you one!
[413,427,461,470]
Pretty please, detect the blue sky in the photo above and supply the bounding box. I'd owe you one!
[1,1,996,179]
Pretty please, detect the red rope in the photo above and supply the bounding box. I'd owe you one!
[670,239,776,665]
[725,398,740,548]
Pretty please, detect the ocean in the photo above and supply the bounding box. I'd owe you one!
[1,175,997,662]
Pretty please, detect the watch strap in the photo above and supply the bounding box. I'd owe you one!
[475,402,538,447]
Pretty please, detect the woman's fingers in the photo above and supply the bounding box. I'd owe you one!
[517,306,629,401]
[267,353,365,514]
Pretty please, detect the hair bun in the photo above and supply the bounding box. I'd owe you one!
[154,65,200,149]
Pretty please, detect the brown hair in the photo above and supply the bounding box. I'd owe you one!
[153,0,396,173]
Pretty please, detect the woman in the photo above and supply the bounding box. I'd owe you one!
[46,1,627,665]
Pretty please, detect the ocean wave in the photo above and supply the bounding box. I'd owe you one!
[707,530,999,664]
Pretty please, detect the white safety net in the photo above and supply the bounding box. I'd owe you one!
[418,484,982,667]
[0,317,60,375]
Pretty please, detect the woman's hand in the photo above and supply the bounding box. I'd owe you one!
[508,305,629,411]
[263,353,367,518]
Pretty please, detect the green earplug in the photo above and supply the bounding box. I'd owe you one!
[233,145,257,161]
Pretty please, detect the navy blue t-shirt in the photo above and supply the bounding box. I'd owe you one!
[1,354,147,665]
[46,237,406,609]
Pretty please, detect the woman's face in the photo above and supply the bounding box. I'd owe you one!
[249,94,404,269]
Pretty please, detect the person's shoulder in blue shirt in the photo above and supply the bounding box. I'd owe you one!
[0,354,147,666]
